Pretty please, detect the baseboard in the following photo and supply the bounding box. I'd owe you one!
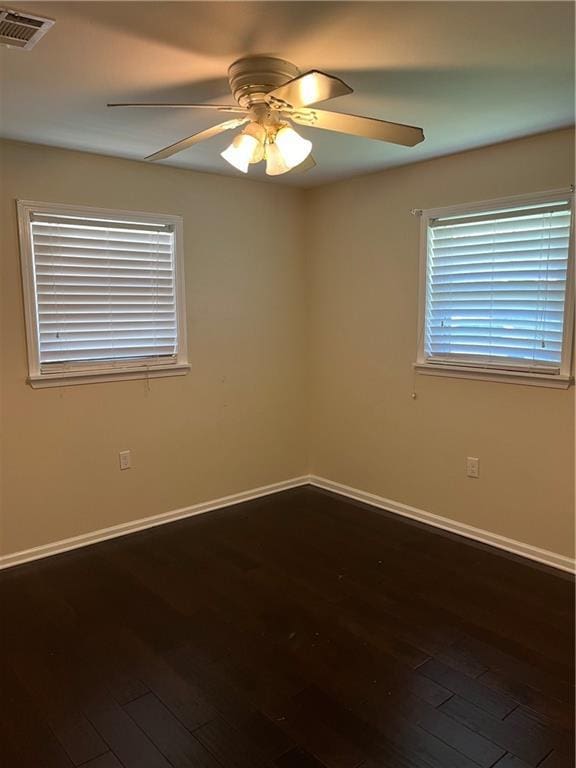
[2,474,573,574]
[309,475,575,575]
[0,476,309,570]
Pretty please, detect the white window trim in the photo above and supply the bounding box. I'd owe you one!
[17,200,190,388]
[414,187,575,389]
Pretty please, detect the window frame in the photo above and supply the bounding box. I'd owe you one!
[414,188,575,389]
[17,200,190,388]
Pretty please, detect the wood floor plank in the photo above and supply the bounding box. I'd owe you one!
[275,748,329,767]
[537,750,575,768]
[87,701,173,768]
[131,643,217,731]
[439,696,556,765]
[477,670,574,730]
[0,487,573,768]
[194,716,273,768]
[302,495,572,667]
[417,658,517,718]
[504,707,574,751]
[342,695,486,768]
[308,488,572,612]
[456,636,573,699]
[10,650,110,766]
[280,684,481,768]
[492,755,533,768]
[167,644,296,759]
[379,690,506,767]
[432,639,490,678]
[0,665,76,768]
[124,693,223,767]
[6,618,112,766]
[80,754,125,768]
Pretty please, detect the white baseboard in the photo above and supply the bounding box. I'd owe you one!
[309,476,575,574]
[2,474,573,575]
[0,476,309,570]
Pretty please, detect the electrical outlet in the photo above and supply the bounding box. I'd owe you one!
[466,456,480,478]
[119,450,131,470]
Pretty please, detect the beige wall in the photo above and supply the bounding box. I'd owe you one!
[1,130,574,562]
[0,140,307,555]
[306,128,575,559]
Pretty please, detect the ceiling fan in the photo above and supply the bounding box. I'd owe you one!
[108,56,425,176]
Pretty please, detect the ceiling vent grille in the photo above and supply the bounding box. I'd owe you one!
[0,7,54,49]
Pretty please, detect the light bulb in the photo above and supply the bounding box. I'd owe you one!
[274,125,312,169]
[265,142,291,176]
[221,133,259,173]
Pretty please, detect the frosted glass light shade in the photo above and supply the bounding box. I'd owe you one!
[265,142,291,176]
[275,125,312,169]
[249,141,265,164]
[221,133,259,173]
[244,123,266,164]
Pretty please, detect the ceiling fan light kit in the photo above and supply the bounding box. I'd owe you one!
[108,55,425,177]
[221,120,312,176]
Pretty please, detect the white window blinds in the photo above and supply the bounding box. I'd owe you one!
[425,201,573,373]
[29,211,179,371]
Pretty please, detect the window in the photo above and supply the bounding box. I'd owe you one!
[415,189,574,388]
[18,201,189,387]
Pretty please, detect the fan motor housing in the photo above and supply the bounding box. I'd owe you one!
[228,56,300,107]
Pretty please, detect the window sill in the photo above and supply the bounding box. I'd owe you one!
[28,363,191,388]
[413,362,573,389]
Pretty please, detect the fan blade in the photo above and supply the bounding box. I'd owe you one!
[108,103,247,114]
[146,118,248,162]
[266,70,352,109]
[287,154,316,174]
[289,108,424,147]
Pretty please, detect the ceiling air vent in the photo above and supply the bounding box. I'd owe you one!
[0,7,54,49]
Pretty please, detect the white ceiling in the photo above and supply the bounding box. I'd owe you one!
[1,1,574,187]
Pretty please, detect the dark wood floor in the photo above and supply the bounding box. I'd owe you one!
[1,486,574,768]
